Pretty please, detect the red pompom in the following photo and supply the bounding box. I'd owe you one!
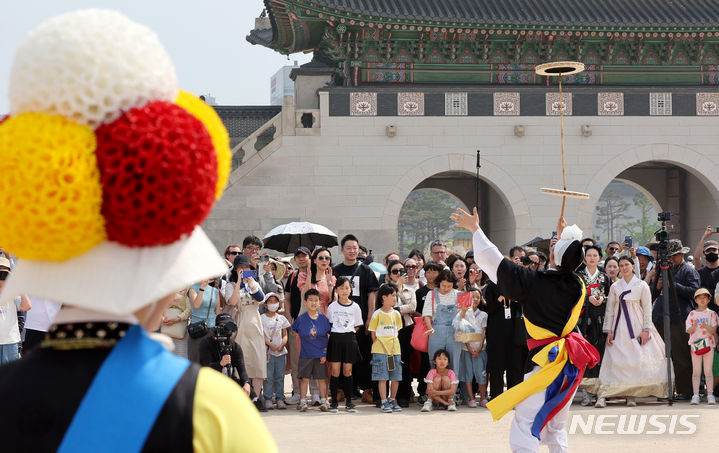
[0,115,9,125]
[95,101,217,247]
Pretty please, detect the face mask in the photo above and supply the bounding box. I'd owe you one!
[706,253,719,263]
[267,303,280,312]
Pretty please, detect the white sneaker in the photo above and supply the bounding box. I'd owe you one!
[690,394,700,405]
[287,393,301,404]
[708,394,716,405]
[421,400,433,412]
[447,402,457,411]
[264,399,274,410]
[594,397,606,408]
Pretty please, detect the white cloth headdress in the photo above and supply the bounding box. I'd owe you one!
[554,224,583,266]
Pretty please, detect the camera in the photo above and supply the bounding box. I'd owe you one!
[657,211,672,222]
[260,254,270,263]
[214,321,237,356]
[520,256,533,266]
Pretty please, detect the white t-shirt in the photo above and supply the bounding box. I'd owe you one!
[0,298,22,345]
[24,297,62,332]
[261,313,290,356]
[405,282,420,292]
[326,300,363,333]
[421,289,459,318]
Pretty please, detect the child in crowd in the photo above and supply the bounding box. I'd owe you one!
[421,349,459,412]
[291,289,331,412]
[453,288,489,408]
[422,270,462,373]
[368,283,403,413]
[686,288,718,405]
[326,277,363,412]
[261,292,291,410]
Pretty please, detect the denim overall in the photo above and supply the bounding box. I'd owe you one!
[427,289,462,370]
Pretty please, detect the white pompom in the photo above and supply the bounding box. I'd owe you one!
[560,224,583,242]
[9,9,178,128]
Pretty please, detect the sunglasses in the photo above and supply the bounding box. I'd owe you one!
[405,265,417,269]
[316,256,331,261]
[227,251,241,256]
[390,269,405,275]
[608,247,619,251]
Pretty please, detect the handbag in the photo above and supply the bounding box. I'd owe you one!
[692,337,711,355]
[411,289,435,352]
[188,287,214,339]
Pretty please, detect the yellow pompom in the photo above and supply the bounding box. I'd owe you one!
[175,90,231,199]
[0,113,106,261]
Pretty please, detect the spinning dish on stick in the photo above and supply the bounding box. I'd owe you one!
[535,61,590,216]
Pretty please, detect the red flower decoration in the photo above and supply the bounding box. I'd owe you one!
[95,101,217,247]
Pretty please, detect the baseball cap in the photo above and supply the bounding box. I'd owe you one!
[635,246,654,261]
[294,246,311,257]
[215,313,233,325]
[0,257,11,270]
[704,240,719,252]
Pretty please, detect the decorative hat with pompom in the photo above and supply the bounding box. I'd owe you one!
[0,10,231,314]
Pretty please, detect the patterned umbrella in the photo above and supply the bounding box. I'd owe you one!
[262,222,338,253]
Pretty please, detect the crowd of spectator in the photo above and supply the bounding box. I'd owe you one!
[3,225,719,413]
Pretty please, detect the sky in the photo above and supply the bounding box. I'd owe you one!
[0,0,313,114]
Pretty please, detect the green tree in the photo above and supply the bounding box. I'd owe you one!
[398,189,459,255]
[594,189,630,243]
[622,192,661,246]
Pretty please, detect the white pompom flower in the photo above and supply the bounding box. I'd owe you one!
[9,9,178,128]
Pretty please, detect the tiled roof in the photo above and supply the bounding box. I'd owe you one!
[310,0,719,28]
[213,106,281,142]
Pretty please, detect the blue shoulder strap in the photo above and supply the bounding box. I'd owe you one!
[58,325,190,453]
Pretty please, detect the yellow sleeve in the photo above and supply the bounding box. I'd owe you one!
[368,311,378,332]
[193,367,277,453]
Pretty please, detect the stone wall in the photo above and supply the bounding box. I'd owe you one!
[205,89,719,257]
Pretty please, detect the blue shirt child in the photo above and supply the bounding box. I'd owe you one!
[291,312,331,359]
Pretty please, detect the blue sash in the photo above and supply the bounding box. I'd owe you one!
[58,325,190,453]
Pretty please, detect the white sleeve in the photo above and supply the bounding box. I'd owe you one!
[640,282,653,330]
[633,257,641,278]
[354,305,363,327]
[472,229,504,284]
[326,304,334,324]
[222,282,235,301]
[421,292,434,318]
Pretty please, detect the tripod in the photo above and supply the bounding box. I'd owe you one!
[654,233,681,405]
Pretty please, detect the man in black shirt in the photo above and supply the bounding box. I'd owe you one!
[199,314,251,395]
[333,235,379,398]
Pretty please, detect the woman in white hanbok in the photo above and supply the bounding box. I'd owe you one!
[595,256,671,407]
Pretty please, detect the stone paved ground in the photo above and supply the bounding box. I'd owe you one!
[261,395,715,452]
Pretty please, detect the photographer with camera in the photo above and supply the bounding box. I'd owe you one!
[651,238,700,400]
[199,313,251,395]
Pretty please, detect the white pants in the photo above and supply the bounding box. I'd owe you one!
[510,366,576,453]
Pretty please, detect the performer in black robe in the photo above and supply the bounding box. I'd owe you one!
[452,208,598,453]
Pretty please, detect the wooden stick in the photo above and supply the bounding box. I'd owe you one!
[559,74,566,217]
